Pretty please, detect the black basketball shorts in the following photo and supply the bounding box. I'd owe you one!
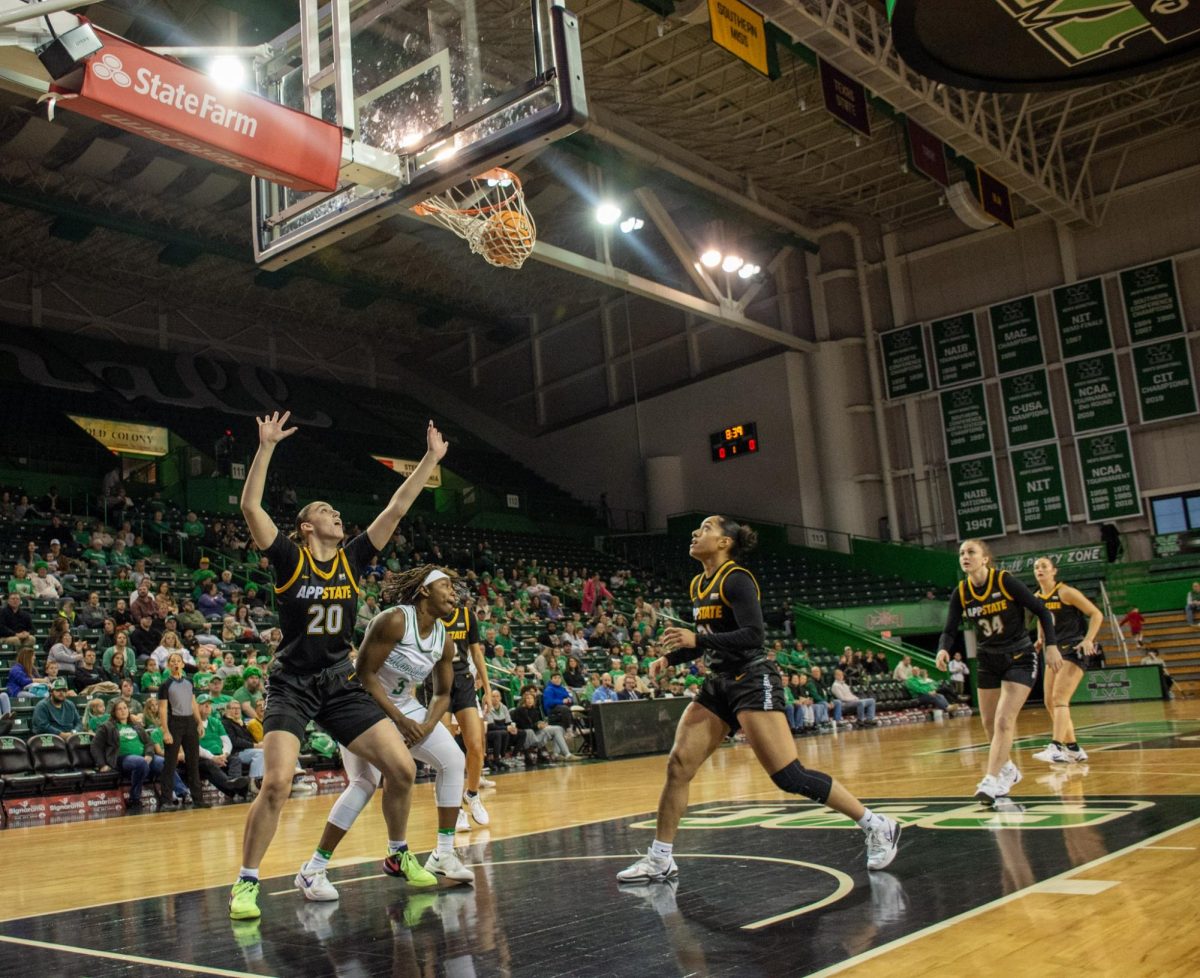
[695,661,786,733]
[263,656,386,746]
[976,646,1039,690]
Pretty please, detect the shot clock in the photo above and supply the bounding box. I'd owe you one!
[710,422,759,462]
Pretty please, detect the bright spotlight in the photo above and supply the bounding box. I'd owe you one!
[208,55,246,89]
[721,254,744,273]
[595,201,622,225]
[738,265,755,279]
[699,249,722,268]
[619,217,644,233]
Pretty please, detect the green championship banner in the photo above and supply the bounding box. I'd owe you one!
[1076,428,1142,523]
[930,313,983,387]
[940,383,992,459]
[1120,259,1186,342]
[989,295,1044,374]
[1011,442,1070,533]
[879,323,931,399]
[948,454,1005,539]
[1052,278,1112,358]
[999,368,1056,447]
[1063,352,1126,433]
[1131,336,1198,424]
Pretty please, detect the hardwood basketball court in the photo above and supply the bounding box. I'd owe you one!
[3,698,1197,977]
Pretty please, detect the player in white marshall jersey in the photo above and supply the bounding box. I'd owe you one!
[294,566,475,902]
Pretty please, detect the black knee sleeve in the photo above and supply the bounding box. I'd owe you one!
[770,760,833,804]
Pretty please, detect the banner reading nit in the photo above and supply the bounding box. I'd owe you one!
[67,414,168,457]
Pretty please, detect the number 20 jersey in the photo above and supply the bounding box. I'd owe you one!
[958,568,1033,655]
[267,531,375,675]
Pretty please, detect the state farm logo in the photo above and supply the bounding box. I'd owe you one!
[92,53,131,88]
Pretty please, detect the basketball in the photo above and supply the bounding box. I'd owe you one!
[479,209,535,267]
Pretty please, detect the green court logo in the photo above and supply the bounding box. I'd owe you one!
[634,799,1153,831]
[994,1,1156,66]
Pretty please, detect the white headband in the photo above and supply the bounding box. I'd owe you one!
[422,569,449,587]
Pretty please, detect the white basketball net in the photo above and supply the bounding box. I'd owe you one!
[412,168,536,269]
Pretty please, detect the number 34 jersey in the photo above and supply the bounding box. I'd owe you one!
[267,531,376,675]
[957,568,1034,655]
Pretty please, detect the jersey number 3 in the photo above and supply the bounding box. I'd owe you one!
[977,615,1004,638]
[307,604,344,635]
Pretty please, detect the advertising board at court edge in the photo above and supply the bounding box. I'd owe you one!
[51,27,341,192]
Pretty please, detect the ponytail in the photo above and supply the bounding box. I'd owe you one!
[290,502,321,544]
[716,516,758,558]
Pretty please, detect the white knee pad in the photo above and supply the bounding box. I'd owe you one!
[412,722,466,808]
[328,749,382,831]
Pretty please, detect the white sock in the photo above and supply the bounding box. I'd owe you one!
[856,809,883,832]
[650,839,673,860]
[437,829,456,856]
[389,839,407,855]
[306,849,331,873]
[238,866,259,881]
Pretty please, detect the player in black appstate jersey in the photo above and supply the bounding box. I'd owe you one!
[229,410,448,922]
[616,516,901,885]
[440,604,493,828]
[1031,555,1103,765]
[935,538,1061,806]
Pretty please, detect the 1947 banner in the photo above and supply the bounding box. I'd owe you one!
[1052,278,1112,358]
[999,368,1056,447]
[879,323,931,398]
[1011,442,1070,533]
[989,295,1044,374]
[948,455,1006,540]
[930,313,983,387]
[1076,428,1143,523]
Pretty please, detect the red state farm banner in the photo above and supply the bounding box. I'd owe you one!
[51,28,341,192]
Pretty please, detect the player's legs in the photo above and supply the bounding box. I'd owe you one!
[1049,661,1086,751]
[739,710,864,821]
[343,718,417,844]
[240,729,303,868]
[230,729,302,919]
[455,703,489,820]
[655,702,729,844]
[984,680,1032,778]
[411,720,474,883]
[739,709,901,869]
[294,748,382,902]
[616,702,726,884]
[977,685,1001,743]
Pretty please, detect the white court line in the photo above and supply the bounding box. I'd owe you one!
[802,814,1200,978]
[1140,845,1196,850]
[1033,879,1119,895]
[0,935,270,977]
[273,853,856,929]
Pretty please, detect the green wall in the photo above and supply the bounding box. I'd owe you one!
[822,601,948,635]
[851,539,958,588]
[793,605,940,671]
[1123,576,1196,614]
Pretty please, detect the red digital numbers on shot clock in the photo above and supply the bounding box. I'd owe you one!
[710,422,759,463]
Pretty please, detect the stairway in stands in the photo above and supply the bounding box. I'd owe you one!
[1097,610,1200,697]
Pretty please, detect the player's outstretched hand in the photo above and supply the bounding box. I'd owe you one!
[427,420,449,461]
[1044,644,1063,673]
[648,656,670,680]
[934,649,950,672]
[257,410,298,447]
[662,626,696,652]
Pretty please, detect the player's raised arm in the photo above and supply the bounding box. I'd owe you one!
[241,410,297,549]
[366,421,449,551]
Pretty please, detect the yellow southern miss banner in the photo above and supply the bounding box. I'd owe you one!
[67,414,169,457]
[371,456,442,488]
[708,0,771,77]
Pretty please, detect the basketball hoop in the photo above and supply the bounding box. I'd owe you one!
[412,168,536,269]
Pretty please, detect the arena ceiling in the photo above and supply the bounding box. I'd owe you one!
[1,0,1200,426]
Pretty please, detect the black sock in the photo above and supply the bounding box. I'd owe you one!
[1066,742,1079,751]
[466,790,477,799]
[1051,740,1063,748]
